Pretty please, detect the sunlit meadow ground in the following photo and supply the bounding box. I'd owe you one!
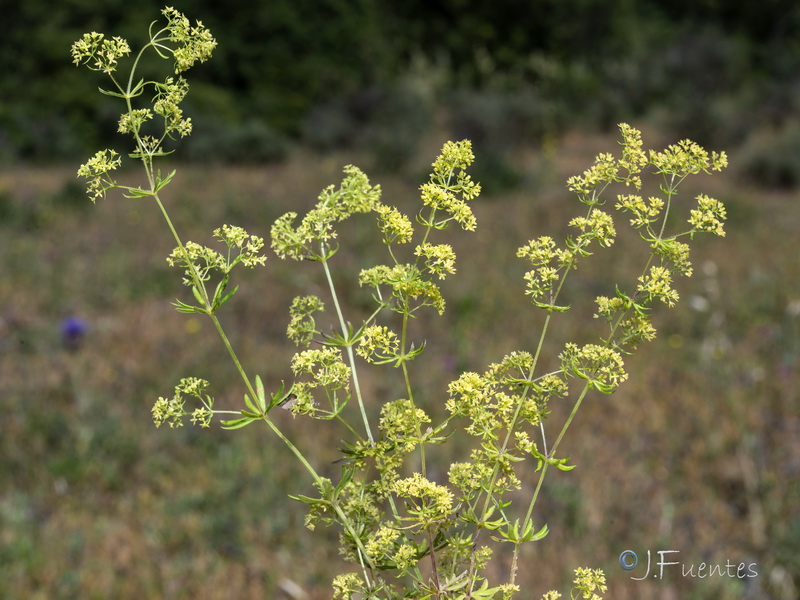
[1,127,798,599]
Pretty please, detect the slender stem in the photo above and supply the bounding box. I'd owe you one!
[102,24,381,588]
[151,169,383,576]
[336,413,364,441]
[476,251,570,520]
[153,193,210,304]
[321,254,374,442]
[258,413,377,574]
[466,205,596,587]
[528,385,588,523]
[400,310,426,478]
[427,526,442,598]
[209,313,256,397]
[507,384,590,586]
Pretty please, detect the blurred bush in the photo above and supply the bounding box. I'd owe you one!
[735,119,800,188]
[4,0,800,187]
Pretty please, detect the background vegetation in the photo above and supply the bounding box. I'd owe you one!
[4,0,800,180]
[1,2,799,599]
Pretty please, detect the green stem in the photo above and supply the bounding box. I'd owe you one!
[528,385,588,523]
[258,413,377,574]
[106,25,380,584]
[427,526,442,598]
[152,173,379,576]
[508,384,590,586]
[400,311,426,478]
[476,247,578,520]
[208,313,256,397]
[321,253,374,442]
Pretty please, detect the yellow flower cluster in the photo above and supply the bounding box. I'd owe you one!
[356,325,400,363]
[637,265,680,307]
[392,473,454,526]
[568,208,617,248]
[420,140,481,231]
[414,242,457,279]
[650,139,728,176]
[375,204,414,244]
[271,166,382,260]
[161,6,217,73]
[286,295,325,346]
[689,194,727,237]
[70,32,131,74]
[151,377,213,428]
[560,343,628,393]
[76,149,121,202]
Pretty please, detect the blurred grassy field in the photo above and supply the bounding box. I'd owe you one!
[1,127,798,599]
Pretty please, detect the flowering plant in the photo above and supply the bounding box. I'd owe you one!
[73,8,727,599]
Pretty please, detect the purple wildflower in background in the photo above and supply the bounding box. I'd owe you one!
[61,316,87,350]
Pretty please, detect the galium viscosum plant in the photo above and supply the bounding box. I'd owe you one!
[73,8,728,599]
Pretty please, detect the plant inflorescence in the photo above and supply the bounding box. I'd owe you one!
[73,8,728,599]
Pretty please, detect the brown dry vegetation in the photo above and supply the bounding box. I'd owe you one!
[1,128,798,599]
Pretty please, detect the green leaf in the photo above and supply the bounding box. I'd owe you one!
[255,375,267,412]
[216,284,239,310]
[154,169,176,192]
[320,321,365,347]
[192,284,206,306]
[395,340,426,365]
[267,381,286,411]
[212,274,229,304]
[243,393,259,415]
[548,455,577,471]
[590,379,616,394]
[268,382,297,412]
[288,493,329,508]
[540,302,571,313]
[129,148,175,159]
[483,517,507,531]
[122,186,154,199]
[129,78,146,97]
[333,464,356,495]
[98,86,126,98]
[220,416,256,430]
[530,523,549,541]
[470,579,499,599]
[493,518,548,544]
[172,299,207,314]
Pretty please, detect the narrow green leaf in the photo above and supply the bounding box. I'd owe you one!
[532,523,549,540]
[288,493,329,507]
[549,455,577,471]
[191,284,205,306]
[212,274,229,307]
[334,464,356,495]
[243,393,259,415]
[220,417,255,430]
[172,299,206,314]
[98,87,126,98]
[521,518,534,538]
[122,187,153,199]
[268,383,298,412]
[216,285,239,309]
[129,78,146,97]
[154,169,176,192]
[255,375,267,412]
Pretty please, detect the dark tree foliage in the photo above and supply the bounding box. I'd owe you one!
[2,0,799,162]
